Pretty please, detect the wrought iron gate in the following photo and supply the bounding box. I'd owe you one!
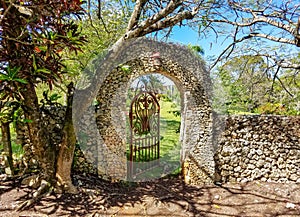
[128,91,160,179]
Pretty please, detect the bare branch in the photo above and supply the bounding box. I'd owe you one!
[275,74,294,97]
[138,9,197,37]
[97,0,111,34]
[138,0,183,30]
[257,53,300,69]
[270,65,281,98]
[210,15,296,34]
[86,0,102,38]
[207,1,300,52]
[0,0,16,25]
[1,36,33,46]
[296,16,300,46]
[249,32,296,45]
[210,34,254,70]
[126,0,148,31]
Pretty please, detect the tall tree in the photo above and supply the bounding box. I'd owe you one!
[213,55,270,114]
[213,54,300,114]
[0,0,86,201]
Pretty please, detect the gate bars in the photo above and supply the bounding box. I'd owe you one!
[128,91,160,179]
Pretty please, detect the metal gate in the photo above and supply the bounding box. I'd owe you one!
[128,91,160,179]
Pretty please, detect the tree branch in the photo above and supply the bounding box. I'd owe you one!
[210,34,254,70]
[0,0,16,25]
[275,74,294,97]
[133,9,197,38]
[1,36,33,45]
[138,0,183,30]
[295,16,300,46]
[86,0,102,38]
[208,2,300,49]
[256,53,300,69]
[249,32,296,45]
[210,15,296,34]
[97,0,111,34]
[126,0,148,31]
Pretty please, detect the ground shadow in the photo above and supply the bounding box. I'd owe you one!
[1,174,300,216]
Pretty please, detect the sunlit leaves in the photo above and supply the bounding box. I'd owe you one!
[0,0,86,121]
[0,66,27,84]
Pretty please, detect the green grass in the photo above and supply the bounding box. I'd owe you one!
[159,100,181,160]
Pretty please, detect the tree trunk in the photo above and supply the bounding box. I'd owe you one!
[1,121,14,175]
[55,83,78,193]
[21,83,56,183]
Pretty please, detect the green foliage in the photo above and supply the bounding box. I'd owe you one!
[63,3,128,85]
[0,66,27,84]
[40,91,62,106]
[187,44,204,55]
[0,126,24,160]
[254,102,285,115]
[120,65,131,74]
[0,0,87,121]
[213,54,300,115]
[1,0,86,87]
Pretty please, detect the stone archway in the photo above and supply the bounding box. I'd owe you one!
[74,38,215,184]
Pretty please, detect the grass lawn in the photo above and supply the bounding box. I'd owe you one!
[159,100,181,160]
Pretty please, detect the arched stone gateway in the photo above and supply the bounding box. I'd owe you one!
[73,38,216,184]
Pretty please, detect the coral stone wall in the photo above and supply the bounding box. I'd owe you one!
[215,115,300,183]
[73,39,214,183]
[76,56,214,182]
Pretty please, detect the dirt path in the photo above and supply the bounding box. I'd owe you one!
[1,174,300,217]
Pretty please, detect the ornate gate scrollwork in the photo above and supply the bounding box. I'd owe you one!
[128,91,160,179]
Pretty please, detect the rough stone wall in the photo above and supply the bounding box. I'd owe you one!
[16,105,95,175]
[83,53,214,182]
[215,115,300,183]
[16,105,65,170]
[73,39,214,183]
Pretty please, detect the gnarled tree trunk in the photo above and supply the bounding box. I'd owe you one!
[55,83,78,193]
[21,83,56,183]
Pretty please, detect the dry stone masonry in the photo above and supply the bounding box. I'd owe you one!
[74,38,214,183]
[215,115,300,183]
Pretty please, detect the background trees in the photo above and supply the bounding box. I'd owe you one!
[199,0,300,114]
[212,55,299,115]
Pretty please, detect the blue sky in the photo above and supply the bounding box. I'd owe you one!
[167,26,230,60]
[148,25,231,86]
